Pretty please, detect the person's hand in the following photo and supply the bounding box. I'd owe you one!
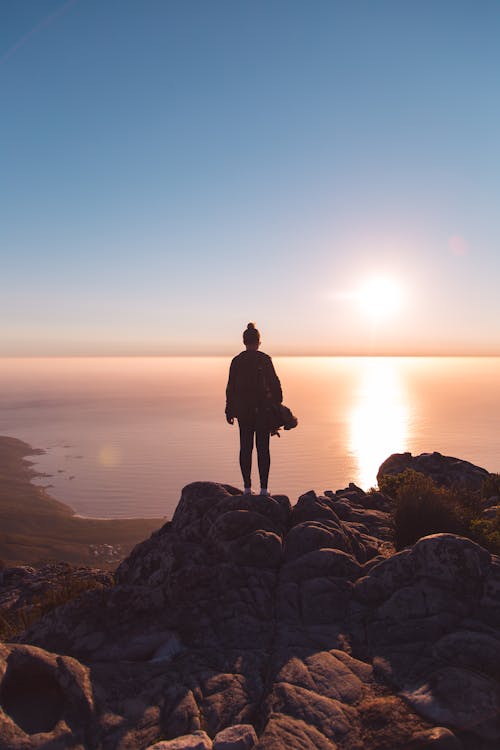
[226,415,234,425]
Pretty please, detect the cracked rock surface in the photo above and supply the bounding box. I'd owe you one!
[1,458,499,749]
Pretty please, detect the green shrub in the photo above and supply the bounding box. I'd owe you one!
[469,511,500,555]
[378,469,422,499]
[379,469,473,550]
[482,473,500,500]
[378,470,500,554]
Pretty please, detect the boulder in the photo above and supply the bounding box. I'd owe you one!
[213,724,258,749]
[377,451,489,491]
[407,727,463,749]
[402,667,500,740]
[147,732,213,749]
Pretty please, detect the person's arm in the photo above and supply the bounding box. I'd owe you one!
[267,357,283,404]
[225,358,237,422]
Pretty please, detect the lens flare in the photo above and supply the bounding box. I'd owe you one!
[98,444,121,467]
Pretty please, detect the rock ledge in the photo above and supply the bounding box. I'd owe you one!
[1,456,499,749]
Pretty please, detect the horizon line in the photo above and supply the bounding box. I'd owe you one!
[1,352,500,359]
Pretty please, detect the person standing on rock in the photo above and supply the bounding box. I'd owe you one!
[225,322,283,496]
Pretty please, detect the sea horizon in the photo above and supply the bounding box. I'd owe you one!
[1,356,499,520]
[2,353,500,359]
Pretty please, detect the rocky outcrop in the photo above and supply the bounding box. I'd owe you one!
[145,725,258,750]
[1,466,499,749]
[0,562,113,633]
[354,533,500,743]
[377,451,490,491]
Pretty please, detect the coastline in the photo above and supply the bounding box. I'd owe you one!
[0,435,163,568]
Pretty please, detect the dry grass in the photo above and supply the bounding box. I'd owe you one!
[0,572,110,641]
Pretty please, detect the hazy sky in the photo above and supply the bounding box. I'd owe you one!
[2,0,499,355]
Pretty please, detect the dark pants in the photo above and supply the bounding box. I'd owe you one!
[238,421,271,489]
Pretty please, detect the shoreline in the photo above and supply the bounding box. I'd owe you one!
[0,435,163,568]
[13,438,168,521]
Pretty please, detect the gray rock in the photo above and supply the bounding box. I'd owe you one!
[377,450,489,491]
[213,724,257,749]
[432,629,500,679]
[481,504,500,519]
[0,643,94,747]
[147,732,213,749]
[402,667,500,740]
[407,726,463,749]
[284,520,353,561]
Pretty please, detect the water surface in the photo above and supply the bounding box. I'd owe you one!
[0,357,498,518]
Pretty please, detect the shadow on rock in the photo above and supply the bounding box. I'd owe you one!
[0,462,497,749]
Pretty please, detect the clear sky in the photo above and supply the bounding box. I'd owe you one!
[1,0,499,356]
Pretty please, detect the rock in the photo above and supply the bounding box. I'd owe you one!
[402,667,500,740]
[0,643,94,746]
[432,629,500,680]
[377,451,490,491]
[412,533,491,593]
[0,561,112,628]
[147,732,213,749]
[482,494,499,507]
[481,505,500,519]
[354,532,500,743]
[407,726,463,749]
[1,466,498,750]
[284,519,354,561]
[213,724,257,749]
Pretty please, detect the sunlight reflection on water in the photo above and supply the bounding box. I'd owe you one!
[349,358,411,489]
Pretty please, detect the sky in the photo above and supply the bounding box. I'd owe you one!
[1,0,499,356]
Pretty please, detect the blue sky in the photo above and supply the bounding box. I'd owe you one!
[1,0,499,355]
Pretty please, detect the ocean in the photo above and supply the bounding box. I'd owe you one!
[1,356,499,519]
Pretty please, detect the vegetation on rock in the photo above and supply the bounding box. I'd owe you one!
[0,566,112,640]
[379,468,500,553]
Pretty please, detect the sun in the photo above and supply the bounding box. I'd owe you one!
[356,277,404,322]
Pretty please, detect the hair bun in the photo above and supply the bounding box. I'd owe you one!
[242,321,260,345]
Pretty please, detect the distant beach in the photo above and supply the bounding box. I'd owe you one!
[0,435,162,567]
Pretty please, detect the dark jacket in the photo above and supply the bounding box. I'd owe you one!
[225,350,282,425]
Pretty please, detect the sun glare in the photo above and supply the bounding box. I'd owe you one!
[357,277,404,322]
[349,359,410,488]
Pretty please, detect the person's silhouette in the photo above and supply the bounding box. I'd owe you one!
[225,322,282,495]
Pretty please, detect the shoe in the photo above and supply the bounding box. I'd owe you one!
[243,487,253,495]
[259,488,270,496]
